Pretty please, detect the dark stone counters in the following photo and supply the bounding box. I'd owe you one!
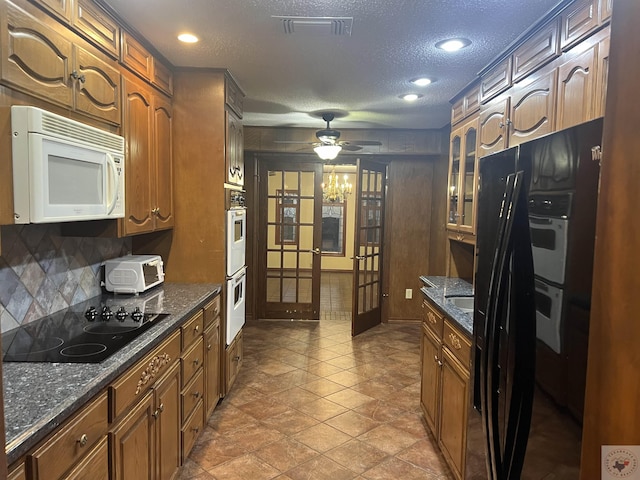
[2,283,221,465]
[419,276,474,336]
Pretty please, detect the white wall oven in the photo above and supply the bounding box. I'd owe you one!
[225,188,246,346]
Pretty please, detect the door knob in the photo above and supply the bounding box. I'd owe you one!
[309,248,321,255]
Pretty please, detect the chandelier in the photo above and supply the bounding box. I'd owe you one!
[322,166,353,203]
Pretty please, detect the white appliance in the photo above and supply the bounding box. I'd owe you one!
[534,278,564,354]
[226,266,246,345]
[11,105,125,224]
[529,214,568,285]
[226,207,246,276]
[104,255,165,294]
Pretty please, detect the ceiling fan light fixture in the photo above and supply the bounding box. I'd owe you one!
[410,77,433,87]
[314,144,342,160]
[435,38,471,52]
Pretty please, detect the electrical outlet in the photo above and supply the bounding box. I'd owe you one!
[405,288,413,299]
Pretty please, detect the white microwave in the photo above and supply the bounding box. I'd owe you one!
[11,105,125,224]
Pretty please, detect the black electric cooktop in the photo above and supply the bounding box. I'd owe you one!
[2,293,170,363]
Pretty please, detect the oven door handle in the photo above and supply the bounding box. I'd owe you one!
[529,216,553,225]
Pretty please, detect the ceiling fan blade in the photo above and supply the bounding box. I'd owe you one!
[273,140,315,144]
[341,144,362,151]
[347,140,383,146]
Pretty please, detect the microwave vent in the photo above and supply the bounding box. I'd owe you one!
[39,110,124,152]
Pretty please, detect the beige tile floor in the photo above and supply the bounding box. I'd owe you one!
[178,273,452,479]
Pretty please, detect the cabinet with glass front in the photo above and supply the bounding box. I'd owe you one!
[447,116,478,237]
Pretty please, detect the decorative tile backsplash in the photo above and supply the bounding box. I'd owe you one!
[0,224,131,333]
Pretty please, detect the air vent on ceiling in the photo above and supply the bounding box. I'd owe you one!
[272,16,353,36]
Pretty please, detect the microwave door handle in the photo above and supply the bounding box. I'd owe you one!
[106,153,120,215]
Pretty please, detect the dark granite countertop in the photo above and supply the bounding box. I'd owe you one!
[2,282,221,464]
[419,276,474,336]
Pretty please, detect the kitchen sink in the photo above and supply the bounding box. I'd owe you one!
[447,296,474,314]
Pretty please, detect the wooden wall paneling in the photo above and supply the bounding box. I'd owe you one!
[165,70,226,283]
[385,158,436,323]
[581,0,640,475]
[244,153,257,321]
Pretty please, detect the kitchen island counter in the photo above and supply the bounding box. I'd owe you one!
[2,282,221,464]
[419,275,473,336]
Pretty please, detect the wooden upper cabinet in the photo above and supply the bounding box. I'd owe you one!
[122,30,153,80]
[557,40,596,130]
[122,74,154,235]
[225,75,243,118]
[560,0,600,50]
[593,26,610,119]
[451,82,480,126]
[73,42,120,124]
[510,65,557,147]
[478,93,510,156]
[480,56,512,103]
[0,0,74,107]
[0,0,121,125]
[600,0,612,23]
[153,92,174,230]
[152,58,173,96]
[71,0,120,58]
[37,0,72,22]
[226,109,244,187]
[512,18,560,82]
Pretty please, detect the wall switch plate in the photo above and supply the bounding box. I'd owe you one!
[405,288,413,299]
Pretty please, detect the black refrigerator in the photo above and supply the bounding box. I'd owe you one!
[466,118,603,479]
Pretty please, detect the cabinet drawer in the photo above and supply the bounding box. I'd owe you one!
[181,400,204,462]
[182,336,204,387]
[443,320,471,368]
[30,392,108,480]
[203,295,221,329]
[61,434,109,480]
[422,299,444,339]
[109,330,181,421]
[181,310,204,350]
[512,18,560,82]
[181,367,204,423]
[480,56,512,103]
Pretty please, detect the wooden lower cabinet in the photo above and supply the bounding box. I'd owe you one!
[225,330,243,393]
[110,361,180,480]
[61,435,109,480]
[420,297,471,480]
[439,348,470,480]
[204,317,221,417]
[7,463,26,480]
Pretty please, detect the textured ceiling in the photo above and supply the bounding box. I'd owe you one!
[103,0,565,130]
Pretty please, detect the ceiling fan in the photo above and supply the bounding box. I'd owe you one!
[275,113,382,159]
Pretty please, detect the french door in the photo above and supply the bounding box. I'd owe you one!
[257,159,323,320]
[352,159,387,336]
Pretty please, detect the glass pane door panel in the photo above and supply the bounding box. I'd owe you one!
[284,171,299,190]
[462,128,477,227]
[449,135,461,224]
[300,172,315,196]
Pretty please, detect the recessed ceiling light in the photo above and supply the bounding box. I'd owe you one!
[400,93,423,102]
[436,38,471,52]
[410,77,433,87]
[178,33,199,43]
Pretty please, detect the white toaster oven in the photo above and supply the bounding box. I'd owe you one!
[104,255,165,294]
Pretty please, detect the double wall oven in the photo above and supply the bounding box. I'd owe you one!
[225,189,246,346]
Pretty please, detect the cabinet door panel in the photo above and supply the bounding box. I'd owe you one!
[1,0,73,107]
[513,18,560,82]
[110,392,154,480]
[510,67,557,146]
[74,43,120,125]
[439,348,469,480]
[155,364,181,480]
[122,31,152,80]
[205,320,221,417]
[153,93,174,230]
[557,44,595,130]
[420,326,441,437]
[72,0,119,57]
[560,0,599,50]
[38,0,72,22]
[122,76,154,235]
[478,95,510,157]
[594,32,610,119]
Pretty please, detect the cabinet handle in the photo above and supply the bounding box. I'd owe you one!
[77,434,88,447]
[434,355,442,367]
[427,311,437,325]
[70,70,86,83]
[192,391,201,399]
[192,426,200,434]
[233,355,240,362]
[449,333,462,350]
[194,325,200,333]
[207,343,212,350]
[152,403,164,419]
[193,358,200,367]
